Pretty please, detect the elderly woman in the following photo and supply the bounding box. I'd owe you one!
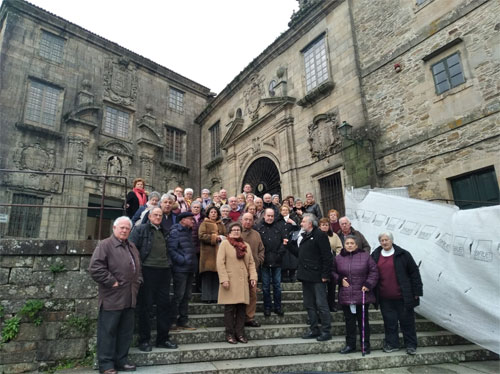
[220,204,232,231]
[372,232,423,355]
[198,206,226,303]
[217,222,257,344]
[333,235,378,355]
[293,199,305,220]
[126,178,147,218]
[131,191,160,226]
[319,217,343,311]
[328,209,341,235]
[190,201,205,292]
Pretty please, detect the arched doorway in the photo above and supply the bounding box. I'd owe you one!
[241,157,281,198]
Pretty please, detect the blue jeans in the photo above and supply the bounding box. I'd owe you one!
[261,266,282,311]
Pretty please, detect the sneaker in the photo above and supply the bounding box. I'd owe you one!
[406,347,417,355]
[383,344,399,353]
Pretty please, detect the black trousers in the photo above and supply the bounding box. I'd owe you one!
[342,304,371,349]
[172,272,194,326]
[97,307,134,371]
[380,298,417,349]
[137,266,172,344]
[302,281,331,335]
[224,303,246,337]
[327,280,337,311]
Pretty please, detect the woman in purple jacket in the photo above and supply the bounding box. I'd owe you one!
[332,235,378,355]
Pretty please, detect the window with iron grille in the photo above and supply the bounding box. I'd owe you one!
[103,106,130,138]
[431,52,465,94]
[303,36,329,92]
[209,122,221,160]
[24,80,63,127]
[450,167,499,210]
[165,127,184,163]
[318,172,345,217]
[168,87,184,113]
[7,194,44,238]
[39,30,65,63]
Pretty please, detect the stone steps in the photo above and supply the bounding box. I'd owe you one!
[129,331,469,366]
[189,290,304,302]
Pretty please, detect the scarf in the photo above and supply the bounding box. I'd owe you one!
[228,236,247,259]
[133,187,147,206]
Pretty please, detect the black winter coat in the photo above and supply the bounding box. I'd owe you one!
[168,223,198,273]
[275,214,300,270]
[129,223,171,266]
[289,227,333,282]
[371,244,423,309]
[256,221,286,267]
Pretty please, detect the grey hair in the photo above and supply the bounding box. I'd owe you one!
[148,191,161,201]
[339,216,350,224]
[160,193,175,203]
[190,200,201,208]
[202,188,210,193]
[378,232,394,242]
[184,188,193,194]
[113,216,132,228]
[220,204,230,211]
[302,213,317,227]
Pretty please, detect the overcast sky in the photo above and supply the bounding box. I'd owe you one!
[23,0,299,93]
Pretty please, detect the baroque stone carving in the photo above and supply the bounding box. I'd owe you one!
[140,153,154,180]
[252,137,261,154]
[14,143,56,172]
[103,57,138,107]
[263,136,276,148]
[244,74,265,121]
[239,152,250,170]
[67,135,89,171]
[307,111,342,160]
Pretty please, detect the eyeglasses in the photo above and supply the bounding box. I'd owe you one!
[231,229,241,232]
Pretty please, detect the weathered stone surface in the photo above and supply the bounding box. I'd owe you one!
[8,268,53,285]
[0,362,38,374]
[0,240,67,255]
[67,241,98,255]
[35,339,87,361]
[43,299,75,312]
[51,271,97,299]
[79,256,91,272]
[75,298,99,318]
[0,267,9,284]
[0,284,52,300]
[16,322,61,341]
[0,256,34,268]
[33,256,80,271]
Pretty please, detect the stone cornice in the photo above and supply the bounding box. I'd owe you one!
[15,122,63,139]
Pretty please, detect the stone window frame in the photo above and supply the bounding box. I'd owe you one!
[209,121,221,160]
[7,193,44,238]
[430,52,466,95]
[102,105,133,140]
[302,33,330,93]
[23,78,64,131]
[168,87,185,114]
[39,29,66,64]
[165,125,186,164]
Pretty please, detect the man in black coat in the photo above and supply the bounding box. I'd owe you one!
[256,208,286,316]
[289,213,333,341]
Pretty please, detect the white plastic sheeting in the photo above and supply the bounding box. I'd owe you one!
[345,190,500,354]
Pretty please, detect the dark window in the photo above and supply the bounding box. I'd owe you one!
[168,87,184,113]
[431,52,465,94]
[103,106,130,138]
[319,172,345,217]
[209,122,221,159]
[450,167,499,209]
[165,127,183,163]
[303,36,329,92]
[24,80,62,127]
[7,194,44,238]
[39,30,65,63]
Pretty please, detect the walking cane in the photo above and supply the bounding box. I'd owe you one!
[361,289,366,357]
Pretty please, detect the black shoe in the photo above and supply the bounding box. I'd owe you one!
[406,347,417,355]
[116,364,136,372]
[264,309,271,317]
[138,342,152,352]
[362,346,371,355]
[302,331,320,339]
[245,320,261,327]
[316,333,332,342]
[156,340,178,349]
[274,309,284,317]
[340,345,356,354]
[383,344,399,353]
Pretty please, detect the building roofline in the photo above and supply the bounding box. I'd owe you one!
[0,0,213,97]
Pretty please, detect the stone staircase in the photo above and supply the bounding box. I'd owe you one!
[123,282,497,373]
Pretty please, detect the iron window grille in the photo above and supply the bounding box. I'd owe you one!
[431,52,465,95]
[169,87,184,113]
[209,122,221,160]
[24,80,62,127]
[319,172,345,217]
[103,106,130,138]
[165,127,184,163]
[39,30,65,63]
[303,36,329,92]
[7,194,44,238]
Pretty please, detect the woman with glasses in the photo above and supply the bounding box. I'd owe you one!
[216,222,257,344]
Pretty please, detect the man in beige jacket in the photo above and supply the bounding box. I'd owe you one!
[240,212,265,327]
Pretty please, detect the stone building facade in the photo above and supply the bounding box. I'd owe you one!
[0,0,499,239]
[198,0,500,213]
[0,0,212,239]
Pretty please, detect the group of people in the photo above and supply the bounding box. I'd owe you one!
[88,178,423,374]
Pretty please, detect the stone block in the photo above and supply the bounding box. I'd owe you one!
[35,338,87,361]
[52,271,97,299]
[0,240,67,255]
[9,268,53,285]
[75,298,99,318]
[79,256,91,271]
[0,350,36,365]
[67,240,98,255]
[33,256,80,271]
[43,299,75,312]
[0,362,38,374]
[0,256,34,268]
[0,284,52,300]
[16,322,61,341]
[0,268,9,284]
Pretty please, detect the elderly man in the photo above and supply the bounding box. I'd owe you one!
[168,212,198,330]
[262,193,279,220]
[241,213,265,327]
[219,188,228,205]
[89,216,142,374]
[256,208,286,317]
[254,197,265,225]
[228,196,241,222]
[130,207,177,352]
[141,193,177,232]
[201,189,212,210]
[289,213,333,342]
[338,216,370,252]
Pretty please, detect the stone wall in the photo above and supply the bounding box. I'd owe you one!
[0,240,99,373]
